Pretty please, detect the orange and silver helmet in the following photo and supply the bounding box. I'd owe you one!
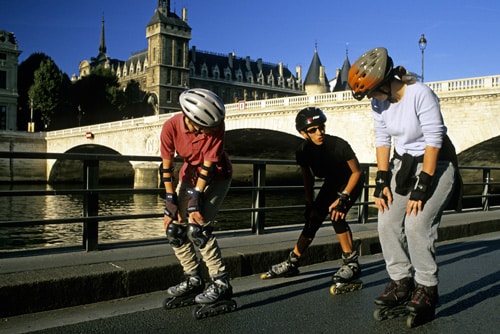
[348,47,394,101]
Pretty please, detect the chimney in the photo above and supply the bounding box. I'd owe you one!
[182,8,188,22]
[191,46,196,63]
[296,65,302,82]
[246,56,251,71]
[319,65,325,84]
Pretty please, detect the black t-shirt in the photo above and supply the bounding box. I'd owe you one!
[295,135,356,181]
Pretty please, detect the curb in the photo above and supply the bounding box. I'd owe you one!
[1,210,499,317]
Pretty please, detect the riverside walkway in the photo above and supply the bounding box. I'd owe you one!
[0,208,499,318]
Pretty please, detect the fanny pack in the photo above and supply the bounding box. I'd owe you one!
[394,152,423,195]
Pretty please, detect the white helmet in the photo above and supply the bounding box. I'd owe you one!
[179,88,225,127]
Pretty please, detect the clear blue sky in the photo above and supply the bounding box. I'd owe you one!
[2,0,499,83]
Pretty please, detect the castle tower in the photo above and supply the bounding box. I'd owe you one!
[304,46,329,95]
[146,0,191,113]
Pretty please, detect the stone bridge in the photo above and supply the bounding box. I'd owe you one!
[39,75,500,184]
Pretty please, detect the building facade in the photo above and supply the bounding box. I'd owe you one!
[0,30,21,130]
[78,0,306,114]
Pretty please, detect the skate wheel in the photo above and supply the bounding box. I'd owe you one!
[407,314,416,328]
[260,273,270,280]
[192,305,204,320]
[373,308,384,321]
[163,297,174,310]
[329,285,338,295]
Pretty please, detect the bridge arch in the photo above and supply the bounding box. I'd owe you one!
[225,128,302,160]
[48,144,135,184]
[458,136,500,165]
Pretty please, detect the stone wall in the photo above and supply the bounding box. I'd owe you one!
[0,132,47,183]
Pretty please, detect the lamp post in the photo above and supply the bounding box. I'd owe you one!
[419,34,427,82]
[28,99,34,132]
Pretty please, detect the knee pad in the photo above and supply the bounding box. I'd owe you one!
[331,219,350,234]
[302,218,322,239]
[187,223,213,249]
[166,223,187,247]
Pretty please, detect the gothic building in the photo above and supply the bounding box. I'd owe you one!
[0,30,21,131]
[78,0,306,114]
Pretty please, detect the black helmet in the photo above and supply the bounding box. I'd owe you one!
[295,107,327,132]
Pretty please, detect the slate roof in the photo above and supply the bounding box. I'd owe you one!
[332,52,351,92]
[189,49,296,85]
[147,7,190,29]
[304,49,329,86]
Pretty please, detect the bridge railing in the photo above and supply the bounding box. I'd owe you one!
[0,151,499,252]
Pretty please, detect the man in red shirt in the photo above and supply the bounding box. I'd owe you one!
[160,89,235,316]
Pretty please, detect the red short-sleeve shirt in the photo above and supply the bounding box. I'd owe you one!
[160,113,232,185]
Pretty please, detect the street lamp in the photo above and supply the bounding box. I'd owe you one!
[28,99,35,132]
[419,34,427,82]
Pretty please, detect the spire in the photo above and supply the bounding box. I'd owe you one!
[99,15,106,55]
[332,43,352,92]
[158,0,170,14]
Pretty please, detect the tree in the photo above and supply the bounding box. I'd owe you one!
[71,66,126,124]
[17,53,50,131]
[28,58,68,130]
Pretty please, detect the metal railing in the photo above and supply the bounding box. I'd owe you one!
[0,151,498,251]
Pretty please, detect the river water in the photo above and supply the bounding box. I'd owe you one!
[0,184,315,251]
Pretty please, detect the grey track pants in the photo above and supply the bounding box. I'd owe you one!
[378,159,456,287]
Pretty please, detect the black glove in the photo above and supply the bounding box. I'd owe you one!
[409,171,433,202]
[373,170,390,198]
[164,193,179,219]
[186,188,203,214]
[332,192,350,214]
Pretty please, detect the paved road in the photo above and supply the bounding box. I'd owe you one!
[2,231,500,334]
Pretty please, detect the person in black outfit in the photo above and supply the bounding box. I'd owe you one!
[262,107,365,284]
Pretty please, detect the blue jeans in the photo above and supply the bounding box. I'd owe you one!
[378,159,456,287]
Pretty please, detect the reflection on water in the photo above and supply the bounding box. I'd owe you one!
[0,184,359,250]
[0,184,166,250]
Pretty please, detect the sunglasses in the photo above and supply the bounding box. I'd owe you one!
[306,125,325,134]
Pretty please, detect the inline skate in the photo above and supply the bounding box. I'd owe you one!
[192,272,237,319]
[163,271,205,309]
[260,251,300,279]
[330,251,363,295]
[373,277,414,321]
[406,284,438,328]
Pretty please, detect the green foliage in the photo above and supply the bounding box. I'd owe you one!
[18,53,156,130]
[17,53,51,130]
[28,58,67,128]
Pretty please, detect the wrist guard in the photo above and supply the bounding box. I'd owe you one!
[374,171,390,198]
[164,193,179,219]
[409,171,433,202]
[333,192,350,214]
[186,188,203,214]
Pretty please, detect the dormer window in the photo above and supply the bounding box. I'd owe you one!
[235,68,243,82]
[224,68,231,80]
[201,63,208,78]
